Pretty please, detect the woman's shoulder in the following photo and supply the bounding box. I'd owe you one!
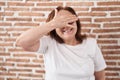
[86,37,97,43]
[84,37,97,46]
[84,37,98,57]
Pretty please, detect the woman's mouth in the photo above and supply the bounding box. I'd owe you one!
[62,27,73,34]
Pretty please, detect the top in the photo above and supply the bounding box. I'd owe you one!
[37,36,107,80]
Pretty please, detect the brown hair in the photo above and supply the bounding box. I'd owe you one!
[46,6,86,43]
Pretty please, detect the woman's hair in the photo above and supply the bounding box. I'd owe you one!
[46,6,86,43]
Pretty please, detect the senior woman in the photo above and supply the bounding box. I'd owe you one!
[16,6,107,80]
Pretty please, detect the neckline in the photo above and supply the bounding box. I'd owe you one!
[63,38,87,48]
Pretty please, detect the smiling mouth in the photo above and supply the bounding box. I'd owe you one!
[62,27,73,34]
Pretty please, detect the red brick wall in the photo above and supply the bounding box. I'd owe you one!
[0,0,120,80]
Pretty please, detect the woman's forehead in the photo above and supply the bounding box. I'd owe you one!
[57,10,73,16]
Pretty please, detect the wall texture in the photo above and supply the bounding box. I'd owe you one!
[0,0,120,80]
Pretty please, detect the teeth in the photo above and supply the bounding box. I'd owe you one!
[62,28,72,34]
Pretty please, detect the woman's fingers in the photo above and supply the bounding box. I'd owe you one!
[66,24,75,28]
[53,9,58,19]
[64,15,78,22]
[52,9,78,28]
[67,17,78,23]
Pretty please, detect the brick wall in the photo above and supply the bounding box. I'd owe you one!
[0,0,120,80]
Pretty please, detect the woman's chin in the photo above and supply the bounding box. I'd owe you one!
[61,35,74,41]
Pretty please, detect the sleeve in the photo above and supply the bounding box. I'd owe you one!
[93,41,107,72]
[37,36,51,54]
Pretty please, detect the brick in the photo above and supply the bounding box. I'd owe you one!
[97,2,120,6]
[111,12,120,16]
[0,72,16,76]
[81,23,100,28]
[19,12,44,16]
[2,12,13,16]
[19,73,43,78]
[106,78,120,80]
[7,78,20,80]
[0,22,12,26]
[92,7,120,11]
[6,28,30,31]
[118,62,120,65]
[37,2,63,6]
[106,67,120,71]
[81,29,91,33]
[27,0,50,1]
[0,53,10,56]
[0,78,4,80]
[106,72,119,76]
[104,23,120,27]
[4,38,16,42]
[6,18,32,21]
[14,23,39,26]
[93,28,120,33]
[34,18,46,22]
[0,43,13,46]
[0,62,14,66]
[0,38,2,41]
[0,28,4,31]
[0,33,10,36]
[94,18,120,22]
[12,33,21,37]
[6,58,30,62]
[8,2,34,6]
[74,8,89,11]
[98,34,120,38]
[13,53,37,58]
[0,12,14,16]
[17,64,41,68]
[66,2,94,6]
[106,62,117,65]
[0,17,3,21]
[32,59,44,63]
[79,18,91,22]
[0,12,3,17]
[105,56,120,60]
[102,51,120,54]
[0,67,7,71]
[101,45,120,49]
[97,40,117,44]
[0,48,5,52]
[5,7,29,11]
[0,58,3,61]
[9,68,32,72]
[32,8,53,11]
[0,2,5,6]
[8,48,24,52]
[78,12,106,16]
[35,70,45,73]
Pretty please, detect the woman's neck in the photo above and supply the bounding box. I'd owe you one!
[64,38,80,46]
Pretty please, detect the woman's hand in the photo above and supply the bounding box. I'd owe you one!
[49,9,78,29]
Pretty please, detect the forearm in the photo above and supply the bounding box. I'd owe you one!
[94,70,106,80]
[16,22,55,47]
[95,77,105,80]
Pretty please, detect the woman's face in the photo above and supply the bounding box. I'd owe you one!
[55,10,77,41]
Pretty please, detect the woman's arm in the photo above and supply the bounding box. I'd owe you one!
[16,10,78,52]
[16,22,56,51]
[94,70,106,80]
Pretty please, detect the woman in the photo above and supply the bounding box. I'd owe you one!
[16,6,107,80]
